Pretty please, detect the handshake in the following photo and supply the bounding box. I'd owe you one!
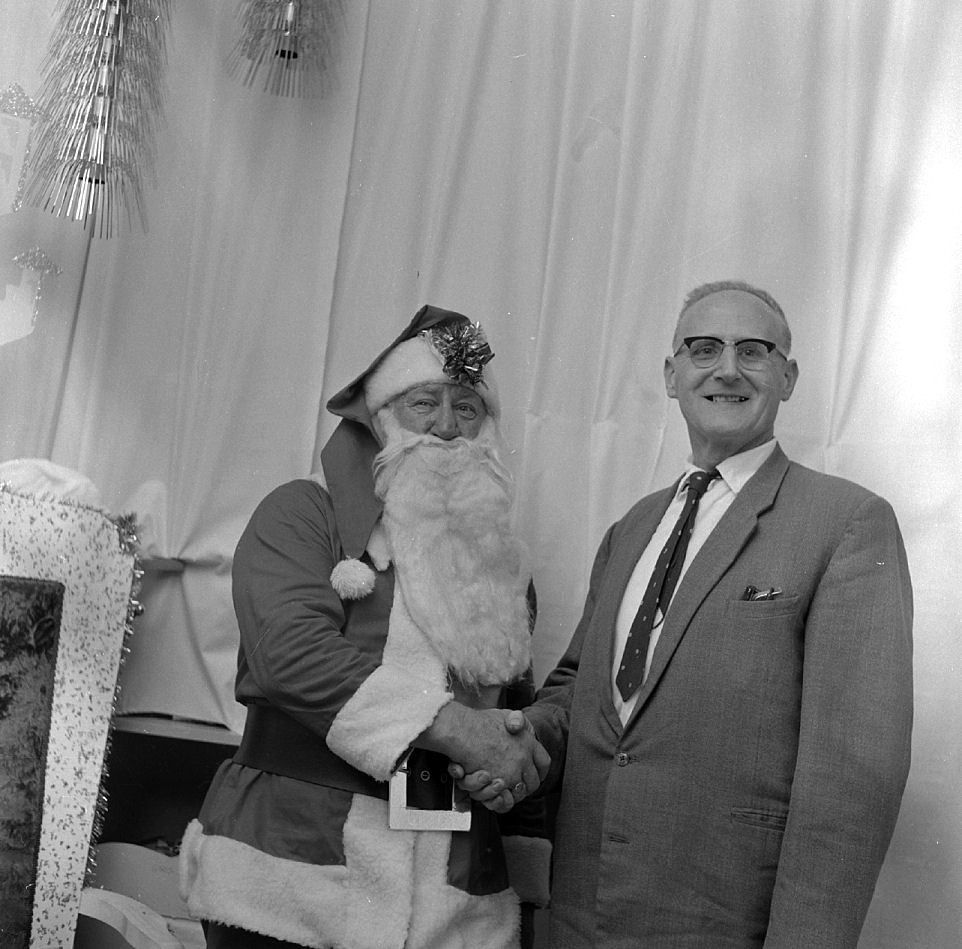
[418,704,550,814]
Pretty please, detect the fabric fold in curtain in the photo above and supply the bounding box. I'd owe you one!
[1,3,960,945]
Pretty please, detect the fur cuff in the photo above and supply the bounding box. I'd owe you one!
[327,665,452,780]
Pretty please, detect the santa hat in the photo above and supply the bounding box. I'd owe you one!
[320,305,497,562]
[363,326,499,418]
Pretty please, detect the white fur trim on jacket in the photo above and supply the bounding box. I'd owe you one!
[327,592,452,780]
[180,818,355,948]
[180,798,521,949]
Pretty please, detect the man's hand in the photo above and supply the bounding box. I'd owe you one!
[446,709,538,812]
[418,704,548,810]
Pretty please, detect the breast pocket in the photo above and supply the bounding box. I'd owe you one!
[727,594,803,628]
[717,595,805,694]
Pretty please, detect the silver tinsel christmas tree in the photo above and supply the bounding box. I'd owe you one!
[22,0,171,238]
[228,0,344,98]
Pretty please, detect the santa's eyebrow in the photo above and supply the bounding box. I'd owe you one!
[401,384,444,398]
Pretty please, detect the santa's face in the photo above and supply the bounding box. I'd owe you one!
[378,383,488,443]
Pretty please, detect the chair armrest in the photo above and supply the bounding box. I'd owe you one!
[79,887,185,949]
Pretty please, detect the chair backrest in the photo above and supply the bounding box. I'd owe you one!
[0,484,138,949]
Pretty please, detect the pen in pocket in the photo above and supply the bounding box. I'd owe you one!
[741,586,782,601]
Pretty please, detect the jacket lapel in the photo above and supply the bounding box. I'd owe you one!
[626,446,792,721]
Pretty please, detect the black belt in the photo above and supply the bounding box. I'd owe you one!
[233,703,389,800]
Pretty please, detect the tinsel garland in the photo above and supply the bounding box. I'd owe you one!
[22,0,171,238]
[85,511,142,883]
[11,248,62,333]
[228,0,344,97]
[0,83,42,212]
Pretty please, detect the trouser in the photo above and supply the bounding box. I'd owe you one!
[204,921,306,949]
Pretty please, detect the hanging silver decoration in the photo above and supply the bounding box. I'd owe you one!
[21,0,171,239]
[0,83,42,212]
[228,0,344,98]
[12,247,63,330]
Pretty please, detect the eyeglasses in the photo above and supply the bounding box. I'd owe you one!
[675,336,786,370]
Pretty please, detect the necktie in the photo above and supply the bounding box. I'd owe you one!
[616,469,718,701]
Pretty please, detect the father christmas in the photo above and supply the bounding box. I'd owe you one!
[180,306,550,949]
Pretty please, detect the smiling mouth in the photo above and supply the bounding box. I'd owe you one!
[706,394,748,402]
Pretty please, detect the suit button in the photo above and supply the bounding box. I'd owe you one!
[615,753,629,766]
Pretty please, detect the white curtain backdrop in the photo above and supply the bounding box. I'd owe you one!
[1,3,959,945]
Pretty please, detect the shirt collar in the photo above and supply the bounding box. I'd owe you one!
[678,438,779,499]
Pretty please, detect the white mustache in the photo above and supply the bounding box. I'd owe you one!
[372,429,512,501]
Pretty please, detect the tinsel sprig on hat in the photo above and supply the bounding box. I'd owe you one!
[426,322,494,389]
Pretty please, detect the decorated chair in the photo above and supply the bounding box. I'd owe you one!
[0,471,184,948]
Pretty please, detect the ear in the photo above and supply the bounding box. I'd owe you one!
[370,406,389,447]
[664,356,678,399]
[780,359,799,401]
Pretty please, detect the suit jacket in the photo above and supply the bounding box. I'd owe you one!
[528,446,913,948]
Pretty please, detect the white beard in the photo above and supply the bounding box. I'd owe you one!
[373,416,532,689]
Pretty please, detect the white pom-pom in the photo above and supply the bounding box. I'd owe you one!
[330,557,376,599]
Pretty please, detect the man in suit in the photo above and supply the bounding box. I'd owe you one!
[459,280,913,947]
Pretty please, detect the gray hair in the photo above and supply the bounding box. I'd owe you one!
[676,280,792,354]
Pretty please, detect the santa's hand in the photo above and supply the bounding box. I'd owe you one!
[447,763,500,794]
[446,764,517,812]
[476,786,517,813]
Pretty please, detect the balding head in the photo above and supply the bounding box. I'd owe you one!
[674,280,792,354]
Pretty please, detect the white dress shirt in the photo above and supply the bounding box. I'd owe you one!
[612,439,779,724]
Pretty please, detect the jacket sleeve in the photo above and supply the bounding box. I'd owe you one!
[498,582,552,907]
[232,479,384,735]
[235,480,452,777]
[764,493,913,948]
[524,522,618,796]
